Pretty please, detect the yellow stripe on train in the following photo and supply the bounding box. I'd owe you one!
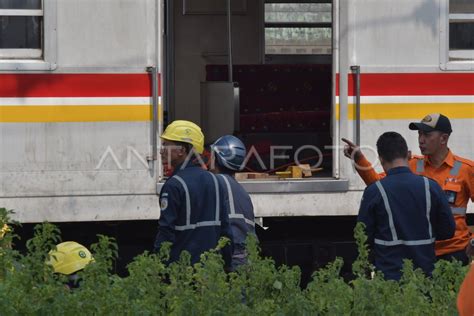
[335,103,474,120]
[0,105,163,123]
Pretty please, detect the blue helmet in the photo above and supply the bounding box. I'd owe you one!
[211,135,247,171]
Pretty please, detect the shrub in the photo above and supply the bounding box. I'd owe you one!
[0,210,468,315]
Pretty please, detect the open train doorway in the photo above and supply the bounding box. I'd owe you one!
[164,0,337,184]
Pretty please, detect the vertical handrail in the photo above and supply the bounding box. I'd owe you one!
[332,0,339,179]
[350,65,361,146]
[147,66,158,161]
[227,0,233,82]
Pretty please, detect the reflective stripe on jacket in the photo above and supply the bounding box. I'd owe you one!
[358,166,455,280]
[356,150,474,256]
[217,174,256,248]
[154,163,233,266]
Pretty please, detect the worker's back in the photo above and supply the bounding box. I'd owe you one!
[359,166,455,280]
[155,163,233,265]
[217,174,255,246]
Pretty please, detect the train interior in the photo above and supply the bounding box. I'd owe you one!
[165,0,334,178]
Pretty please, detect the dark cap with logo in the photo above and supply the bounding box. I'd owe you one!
[409,113,452,134]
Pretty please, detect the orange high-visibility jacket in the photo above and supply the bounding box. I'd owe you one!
[458,263,474,316]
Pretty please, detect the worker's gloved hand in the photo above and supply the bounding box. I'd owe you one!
[342,138,362,162]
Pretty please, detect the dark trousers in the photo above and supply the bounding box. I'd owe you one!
[437,249,469,266]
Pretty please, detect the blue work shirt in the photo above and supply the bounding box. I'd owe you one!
[154,162,233,267]
[358,166,455,281]
[216,174,256,268]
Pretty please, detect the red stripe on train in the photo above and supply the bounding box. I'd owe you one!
[336,73,474,96]
[0,73,161,97]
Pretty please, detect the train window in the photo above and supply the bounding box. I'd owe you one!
[0,0,56,70]
[0,0,43,59]
[449,0,474,61]
[0,0,41,9]
[264,1,332,55]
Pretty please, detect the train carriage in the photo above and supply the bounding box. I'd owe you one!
[0,0,473,225]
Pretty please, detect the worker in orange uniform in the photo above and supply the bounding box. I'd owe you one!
[343,113,474,264]
[457,238,474,316]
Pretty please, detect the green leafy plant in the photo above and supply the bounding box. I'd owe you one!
[0,213,468,315]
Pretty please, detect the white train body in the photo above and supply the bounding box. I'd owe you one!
[0,0,472,222]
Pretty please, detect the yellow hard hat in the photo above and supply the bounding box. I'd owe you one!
[0,224,11,240]
[47,241,93,275]
[161,120,205,154]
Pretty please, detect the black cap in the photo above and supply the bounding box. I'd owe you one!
[409,113,452,134]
